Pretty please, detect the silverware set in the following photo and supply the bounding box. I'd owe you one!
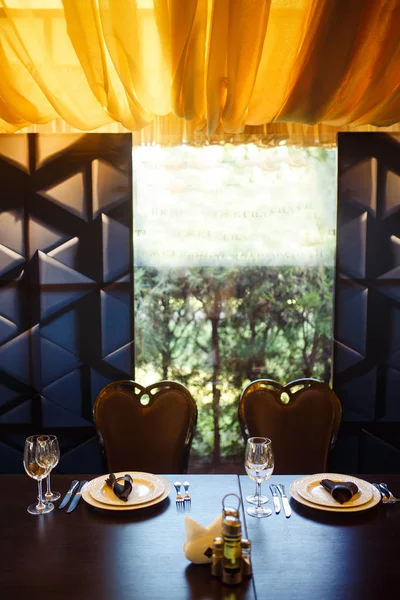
[174,481,191,510]
[59,480,88,513]
[269,484,291,517]
[373,482,400,504]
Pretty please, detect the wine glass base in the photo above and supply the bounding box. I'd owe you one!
[27,502,54,515]
[246,494,268,505]
[45,491,61,502]
[246,505,272,518]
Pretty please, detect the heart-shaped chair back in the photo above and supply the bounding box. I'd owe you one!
[238,378,342,474]
[93,380,197,473]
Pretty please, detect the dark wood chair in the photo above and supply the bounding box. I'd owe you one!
[93,380,197,474]
[238,378,342,474]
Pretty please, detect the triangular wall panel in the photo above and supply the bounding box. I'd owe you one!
[38,172,87,221]
[29,216,69,258]
[0,135,29,172]
[0,133,133,473]
[101,214,130,283]
[384,170,400,219]
[43,369,82,415]
[40,307,79,355]
[339,157,377,215]
[103,341,134,376]
[48,237,79,270]
[0,243,25,277]
[40,337,81,387]
[0,210,25,255]
[38,251,95,319]
[0,315,18,345]
[0,325,41,389]
[337,212,367,279]
[335,133,400,473]
[92,159,129,218]
[36,134,85,168]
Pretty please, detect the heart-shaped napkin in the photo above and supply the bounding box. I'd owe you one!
[320,478,359,504]
[105,473,133,502]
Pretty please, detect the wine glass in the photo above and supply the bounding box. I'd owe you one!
[40,435,61,502]
[244,437,274,518]
[23,436,54,515]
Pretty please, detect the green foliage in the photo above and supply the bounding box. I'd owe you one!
[134,265,333,463]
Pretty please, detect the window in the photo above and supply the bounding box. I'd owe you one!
[133,143,337,466]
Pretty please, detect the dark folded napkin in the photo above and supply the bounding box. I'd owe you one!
[320,478,359,504]
[105,473,133,502]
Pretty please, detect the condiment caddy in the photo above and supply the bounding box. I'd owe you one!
[211,493,252,586]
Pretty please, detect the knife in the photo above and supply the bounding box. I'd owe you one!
[277,484,292,518]
[269,484,281,514]
[58,480,79,510]
[66,480,88,513]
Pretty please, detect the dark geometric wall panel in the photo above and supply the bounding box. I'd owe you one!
[0,134,133,473]
[334,133,400,471]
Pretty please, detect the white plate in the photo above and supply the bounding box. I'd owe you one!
[296,473,373,508]
[83,474,171,511]
[290,474,381,513]
[89,472,166,506]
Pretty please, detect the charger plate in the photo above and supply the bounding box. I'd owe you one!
[290,474,380,513]
[296,473,373,508]
[89,471,165,506]
[83,474,171,511]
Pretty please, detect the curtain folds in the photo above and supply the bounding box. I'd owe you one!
[0,0,399,144]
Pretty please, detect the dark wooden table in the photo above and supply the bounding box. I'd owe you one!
[0,474,255,600]
[1,473,399,599]
[240,474,400,599]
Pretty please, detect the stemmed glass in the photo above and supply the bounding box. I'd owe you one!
[244,437,274,518]
[40,435,61,502]
[23,435,54,515]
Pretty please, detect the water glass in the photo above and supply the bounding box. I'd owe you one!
[244,437,274,518]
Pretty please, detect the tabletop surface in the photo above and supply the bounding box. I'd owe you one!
[240,474,400,599]
[0,473,399,600]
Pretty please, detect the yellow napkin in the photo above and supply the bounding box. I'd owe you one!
[183,513,223,564]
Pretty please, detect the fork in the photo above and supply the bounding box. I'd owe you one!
[183,481,191,502]
[174,481,184,506]
[373,483,390,504]
[372,483,399,504]
[379,483,400,504]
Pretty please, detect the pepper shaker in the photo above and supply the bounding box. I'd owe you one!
[241,538,252,578]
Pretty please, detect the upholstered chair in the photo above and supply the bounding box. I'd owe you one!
[93,380,197,473]
[238,378,342,474]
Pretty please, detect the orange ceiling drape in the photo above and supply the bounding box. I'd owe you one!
[0,0,399,145]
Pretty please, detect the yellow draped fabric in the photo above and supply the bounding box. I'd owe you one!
[0,0,400,145]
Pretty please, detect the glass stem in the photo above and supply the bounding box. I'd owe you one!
[45,474,51,499]
[256,474,262,510]
[36,479,45,512]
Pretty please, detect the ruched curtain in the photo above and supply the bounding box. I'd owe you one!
[0,0,400,145]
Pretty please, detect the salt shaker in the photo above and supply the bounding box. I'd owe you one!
[211,537,224,577]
